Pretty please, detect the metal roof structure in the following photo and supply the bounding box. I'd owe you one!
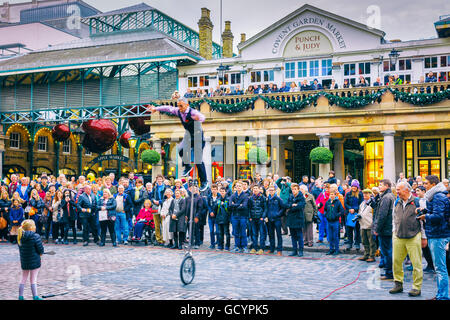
[81,3,222,59]
[0,30,200,76]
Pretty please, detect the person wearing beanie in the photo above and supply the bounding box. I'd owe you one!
[344,180,364,251]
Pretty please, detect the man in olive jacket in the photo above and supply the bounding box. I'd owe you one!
[373,179,395,280]
[389,182,424,297]
[300,185,318,247]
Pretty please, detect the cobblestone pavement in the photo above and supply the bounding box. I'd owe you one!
[0,237,439,300]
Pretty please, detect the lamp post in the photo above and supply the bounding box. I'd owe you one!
[128,136,139,173]
[388,48,401,68]
[217,64,230,86]
[72,123,86,177]
[359,133,368,147]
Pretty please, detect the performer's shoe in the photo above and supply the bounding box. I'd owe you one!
[181,166,193,177]
[199,181,209,192]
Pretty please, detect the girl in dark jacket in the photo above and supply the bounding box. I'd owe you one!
[61,189,78,244]
[17,219,44,300]
[0,190,11,242]
[29,189,45,236]
[9,199,24,244]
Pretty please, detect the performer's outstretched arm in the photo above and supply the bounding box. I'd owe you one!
[149,105,205,123]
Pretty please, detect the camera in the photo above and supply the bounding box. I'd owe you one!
[352,214,362,223]
[313,215,321,224]
[416,208,428,219]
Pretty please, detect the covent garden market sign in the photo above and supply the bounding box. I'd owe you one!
[272,15,347,55]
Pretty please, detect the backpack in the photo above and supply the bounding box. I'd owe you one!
[0,216,6,230]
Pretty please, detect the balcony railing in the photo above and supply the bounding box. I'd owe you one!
[154,82,450,108]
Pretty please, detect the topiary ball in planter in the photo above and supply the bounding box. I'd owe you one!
[141,149,161,165]
[248,147,269,165]
[309,147,333,164]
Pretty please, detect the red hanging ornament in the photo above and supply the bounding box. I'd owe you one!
[51,124,71,142]
[119,131,131,149]
[81,119,118,154]
[128,105,151,136]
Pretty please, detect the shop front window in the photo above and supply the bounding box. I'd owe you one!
[236,143,270,180]
[405,140,414,179]
[212,144,224,182]
[419,160,440,180]
[365,141,384,188]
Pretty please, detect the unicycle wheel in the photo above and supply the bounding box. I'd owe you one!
[180,254,196,285]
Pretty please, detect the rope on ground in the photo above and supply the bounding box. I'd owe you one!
[320,270,368,300]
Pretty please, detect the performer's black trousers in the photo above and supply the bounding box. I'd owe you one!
[179,140,207,184]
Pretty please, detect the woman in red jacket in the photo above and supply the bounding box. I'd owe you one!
[316,183,330,243]
[132,200,156,240]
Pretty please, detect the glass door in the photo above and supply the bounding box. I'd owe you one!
[419,159,441,180]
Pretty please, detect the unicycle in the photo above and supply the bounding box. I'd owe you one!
[180,165,198,285]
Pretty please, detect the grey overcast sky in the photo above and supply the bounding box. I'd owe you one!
[10,0,450,50]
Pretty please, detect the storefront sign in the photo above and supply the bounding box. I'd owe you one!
[88,154,130,165]
[272,15,346,54]
[418,139,440,157]
[283,30,333,57]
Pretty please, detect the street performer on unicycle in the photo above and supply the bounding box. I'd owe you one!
[149,96,207,285]
[149,97,209,192]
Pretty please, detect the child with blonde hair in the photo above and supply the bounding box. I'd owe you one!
[17,219,44,300]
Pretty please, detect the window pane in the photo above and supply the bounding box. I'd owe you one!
[322,59,332,76]
[431,57,437,68]
[384,61,389,72]
[365,62,371,74]
[399,59,405,71]
[424,58,430,69]
[309,60,319,77]
[405,59,411,70]
[359,63,364,74]
[350,64,355,75]
[344,64,349,76]
[441,56,447,68]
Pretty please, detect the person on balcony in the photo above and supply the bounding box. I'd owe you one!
[310,79,323,90]
[184,88,195,98]
[393,74,403,85]
[357,76,368,87]
[232,85,243,95]
[288,82,299,92]
[279,82,290,92]
[171,90,180,100]
[343,79,351,88]
[300,79,310,91]
[254,84,263,94]
[329,79,338,89]
[373,77,383,86]
[245,85,254,95]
